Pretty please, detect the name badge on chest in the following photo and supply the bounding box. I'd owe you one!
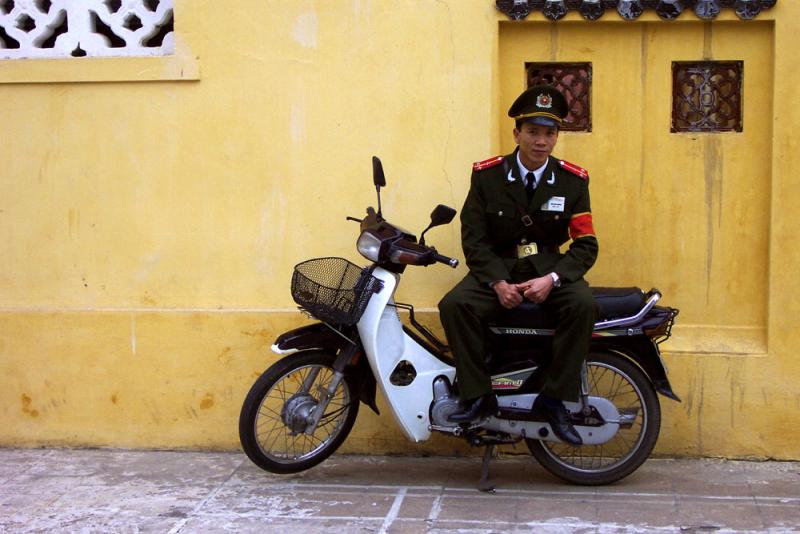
[542,196,565,212]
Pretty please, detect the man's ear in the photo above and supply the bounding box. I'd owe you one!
[513,127,520,144]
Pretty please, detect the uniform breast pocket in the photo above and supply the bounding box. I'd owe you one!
[538,208,572,236]
[485,202,517,236]
[540,208,571,222]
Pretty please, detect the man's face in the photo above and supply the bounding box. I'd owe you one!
[513,122,559,170]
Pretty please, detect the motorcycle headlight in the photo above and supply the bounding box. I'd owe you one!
[356,231,382,262]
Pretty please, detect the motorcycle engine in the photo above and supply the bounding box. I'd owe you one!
[429,376,462,427]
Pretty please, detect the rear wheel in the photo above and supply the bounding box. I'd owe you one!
[527,351,660,485]
[239,350,359,474]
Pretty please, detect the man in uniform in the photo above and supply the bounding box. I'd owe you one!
[438,85,598,446]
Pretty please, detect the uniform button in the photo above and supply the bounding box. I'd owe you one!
[498,211,503,216]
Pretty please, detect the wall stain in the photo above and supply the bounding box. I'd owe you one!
[696,366,705,454]
[21,394,40,418]
[145,399,161,423]
[704,135,723,305]
[639,25,649,194]
[218,347,232,364]
[241,329,271,339]
[703,22,713,60]
[68,209,80,239]
[200,393,215,410]
[111,393,119,405]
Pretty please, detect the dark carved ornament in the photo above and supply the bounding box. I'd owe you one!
[496,0,777,21]
[672,61,743,132]
[527,63,593,131]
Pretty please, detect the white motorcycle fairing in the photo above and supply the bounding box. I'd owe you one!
[485,394,621,445]
[356,266,455,442]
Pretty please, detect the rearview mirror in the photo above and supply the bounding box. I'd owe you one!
[372,156,386,188]
[419,204,457,246]
[430,204,456,227]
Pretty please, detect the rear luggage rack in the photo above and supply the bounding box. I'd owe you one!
[648,306,679,345]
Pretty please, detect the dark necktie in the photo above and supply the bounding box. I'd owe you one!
[525,171,536,201]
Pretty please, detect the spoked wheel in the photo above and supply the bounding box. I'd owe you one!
[239,350,359,474]
[527,351,661,485]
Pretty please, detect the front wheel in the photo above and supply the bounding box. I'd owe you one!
[527,351,661,485]
[239,350,359,474]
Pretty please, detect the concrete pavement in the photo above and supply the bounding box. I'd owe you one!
[0,449,798,533]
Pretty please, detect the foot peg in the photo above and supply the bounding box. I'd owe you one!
[448,394,499,423]
[531,395,583,446]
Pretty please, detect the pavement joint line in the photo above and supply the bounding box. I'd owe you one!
[179,512,688,532]
[377,486,406,534]
[252,487,690,506]
[165,456,245,534]
[426,492,444,523]
[247,481,800,505]
[750,479,771,532]
[176,511,387,522]
[418,518,676,531]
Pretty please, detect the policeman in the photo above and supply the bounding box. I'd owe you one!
[438,85,598,446]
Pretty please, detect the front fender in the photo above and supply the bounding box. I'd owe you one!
[272,323,380,415]
[272,323,353,354]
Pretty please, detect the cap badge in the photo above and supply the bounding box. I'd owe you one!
[536,93,553,109]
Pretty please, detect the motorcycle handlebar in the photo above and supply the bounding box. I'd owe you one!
[432,252,459,269]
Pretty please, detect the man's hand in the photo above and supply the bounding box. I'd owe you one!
[493,280,523,309]
[519,275,554,304]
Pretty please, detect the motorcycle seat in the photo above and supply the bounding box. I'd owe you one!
[490,287,646,329]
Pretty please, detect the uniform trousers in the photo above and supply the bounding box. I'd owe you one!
[438,263,597,403]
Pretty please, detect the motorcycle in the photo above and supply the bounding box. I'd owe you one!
[239,157,680,489]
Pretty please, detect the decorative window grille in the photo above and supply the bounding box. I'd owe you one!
[671,61,743,133]
[0,0,173,59]
[497,0,778,21]
[526,62,592,132]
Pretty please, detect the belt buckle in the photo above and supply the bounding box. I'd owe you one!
[516,243,538,258]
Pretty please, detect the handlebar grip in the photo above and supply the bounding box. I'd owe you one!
[432,252,459,269]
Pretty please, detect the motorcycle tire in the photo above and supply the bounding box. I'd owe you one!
[527,350,661,485]
[239,350,359,474]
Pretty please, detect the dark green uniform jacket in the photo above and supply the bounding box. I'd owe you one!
[461,150,599,283]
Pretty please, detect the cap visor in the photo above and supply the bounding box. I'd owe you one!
[523,116,559,128]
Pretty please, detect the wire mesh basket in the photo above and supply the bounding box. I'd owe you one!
[291,257,383,326]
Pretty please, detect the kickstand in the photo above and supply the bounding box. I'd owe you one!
[477,444,496,493]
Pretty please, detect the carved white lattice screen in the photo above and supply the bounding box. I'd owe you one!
[0,0,174,59]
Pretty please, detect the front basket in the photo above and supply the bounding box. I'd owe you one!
[291,257,382,326]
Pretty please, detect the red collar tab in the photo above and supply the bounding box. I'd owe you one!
[559,159,589,180]
[473,156,504,172]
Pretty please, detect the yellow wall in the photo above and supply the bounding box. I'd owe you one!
[2,1,799,459]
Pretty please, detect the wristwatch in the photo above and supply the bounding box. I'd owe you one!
[549,272,562,288]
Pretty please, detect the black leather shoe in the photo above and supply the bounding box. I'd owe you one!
[531,395,583,446]
[448,394,498,423]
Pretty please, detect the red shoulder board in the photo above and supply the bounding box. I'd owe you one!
[473,156,504,172]
[559,159,589,180]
